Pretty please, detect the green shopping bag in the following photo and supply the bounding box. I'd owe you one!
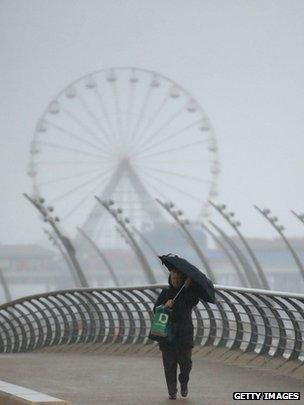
[149,283,186,343]
[148,305,173,342]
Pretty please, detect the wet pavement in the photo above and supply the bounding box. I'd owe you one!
[0,351,303,404]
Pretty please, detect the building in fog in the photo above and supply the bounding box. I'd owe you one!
[0,244,54,274]
[1,235,304,303]
[0,244,56,301]
[207,236,304,293]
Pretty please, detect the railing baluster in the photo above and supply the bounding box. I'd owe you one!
[0,285,302,364]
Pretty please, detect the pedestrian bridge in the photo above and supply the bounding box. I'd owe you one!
[0,285,303,404]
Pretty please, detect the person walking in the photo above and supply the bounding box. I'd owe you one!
[153,269,200,400]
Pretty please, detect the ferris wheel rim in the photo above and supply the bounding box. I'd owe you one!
[34,66,215,132]
[29,66,220,230]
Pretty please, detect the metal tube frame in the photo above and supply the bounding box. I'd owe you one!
[23,193,88,288]
[77,227,120,286]
[156,198,216,282]
[209,201,269,289]
[201,222,249,287]
[0,268,12,302]
[0,284,303,364]
[208,221,260,288]
[95,196,157,284]
[255,205,304,283]
[43,229,79,287]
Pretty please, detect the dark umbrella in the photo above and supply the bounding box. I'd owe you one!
[159,254,216,303]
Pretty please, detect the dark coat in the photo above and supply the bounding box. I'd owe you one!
[153,277,199,351]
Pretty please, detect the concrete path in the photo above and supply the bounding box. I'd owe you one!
[0,352,303,405]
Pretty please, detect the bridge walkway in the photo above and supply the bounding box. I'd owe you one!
[1,350,303,405]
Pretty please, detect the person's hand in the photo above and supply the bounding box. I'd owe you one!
[165,299,174,308]
[185,277,192,288]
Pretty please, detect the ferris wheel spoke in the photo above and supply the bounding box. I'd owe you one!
[49,167,114,204]
[61,107,112,151]
[30,67,219,242]
[39,141,112,160]
[93,87,118,143]
[142,177,170,201]
[136,139,205,160]
[45,120,109,153]
[132,93,170,146]
[126,79,137,143]
[37,166,112,187]
[134,164,212,184]
[62,177,109,221]
[141,170,202,202]
[111,81,124,145]
[128,83,152,145]
[125,81,136,141]
[76,93,116,152]
[135,104,186,152]
[136,119,205,155]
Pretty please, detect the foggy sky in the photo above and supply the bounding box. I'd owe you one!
[1,0,304,245]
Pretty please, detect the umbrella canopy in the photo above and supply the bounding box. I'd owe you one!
[159,254,216,303]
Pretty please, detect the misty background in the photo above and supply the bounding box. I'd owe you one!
[1,0,304,246]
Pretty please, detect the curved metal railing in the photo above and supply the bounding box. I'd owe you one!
[0,285,303,362]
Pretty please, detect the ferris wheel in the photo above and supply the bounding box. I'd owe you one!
[28,67,220,246]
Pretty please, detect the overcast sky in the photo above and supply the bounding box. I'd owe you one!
[1,0,304,245]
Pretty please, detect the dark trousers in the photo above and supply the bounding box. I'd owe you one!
[161,347,192,394]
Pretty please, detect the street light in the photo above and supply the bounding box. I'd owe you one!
[95,196,157,284]
[208,220,259,288]
[43,228,79,287]
[77,227,120,286]
[0,267,12,302]
[130,225,169,278]
[255,206,304,283]
[291,210,304,225]
[209,201,269,289]
[200,222,249,287]
[23,193,88,288]
[115,226,133,248]
[201,223,250,287]
[131,226,158,257]
[156,198,216,282]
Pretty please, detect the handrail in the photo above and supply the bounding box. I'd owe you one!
[0,285,303,363]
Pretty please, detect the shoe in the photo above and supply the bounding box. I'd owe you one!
[181,384,188,397]
[169,392,177,400]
